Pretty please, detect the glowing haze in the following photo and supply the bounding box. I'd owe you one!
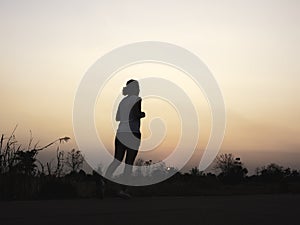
[0,0,299,171]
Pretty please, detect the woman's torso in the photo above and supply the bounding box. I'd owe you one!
[117,95,141,133]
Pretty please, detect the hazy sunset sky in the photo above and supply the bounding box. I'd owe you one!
[1,0,299,171]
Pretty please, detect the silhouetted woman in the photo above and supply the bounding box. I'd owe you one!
[105,79,145,195]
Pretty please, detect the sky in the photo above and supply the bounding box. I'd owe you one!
[0,0,300,172]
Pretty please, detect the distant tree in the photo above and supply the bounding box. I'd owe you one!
[189,167,203,176]
[257,163,286,182]
[215,153,248,184]
[65,149,84,173]
[135,158,145,166]
[134,158,144,176]
[134,158,153,176]
[144,160,153,166]
[290,169,300,177]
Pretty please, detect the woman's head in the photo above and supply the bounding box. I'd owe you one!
[122,79,140,96]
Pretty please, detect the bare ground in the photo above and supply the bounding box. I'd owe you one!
[0,194,299,225]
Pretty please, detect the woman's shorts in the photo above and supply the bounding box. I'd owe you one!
[116,132,141,151]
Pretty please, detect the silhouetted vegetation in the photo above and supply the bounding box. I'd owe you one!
[214,153,248,184]
[0,128,103,200]
[0,129,300,200]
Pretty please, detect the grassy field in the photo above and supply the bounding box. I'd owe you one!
[0,194,299,225]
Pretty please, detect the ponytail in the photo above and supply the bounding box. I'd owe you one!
[122,86,128,96]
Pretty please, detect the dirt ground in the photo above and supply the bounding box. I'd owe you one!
[0,194,299,225]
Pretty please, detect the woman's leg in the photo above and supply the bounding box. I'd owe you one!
[124,132,141,176]
[124,148,139,176]
[105,135,126,178]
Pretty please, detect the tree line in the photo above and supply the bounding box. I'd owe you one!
[0,129,300,200]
